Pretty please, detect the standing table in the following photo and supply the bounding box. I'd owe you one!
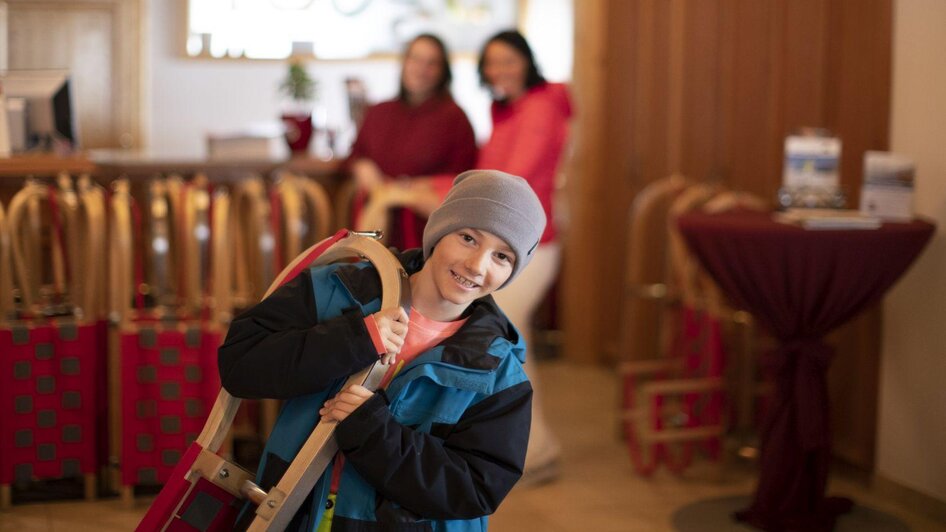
[677,211,935,531]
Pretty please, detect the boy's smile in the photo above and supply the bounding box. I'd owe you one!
[450,269,480,290]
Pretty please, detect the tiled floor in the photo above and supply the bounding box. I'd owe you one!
[2,361,944,531]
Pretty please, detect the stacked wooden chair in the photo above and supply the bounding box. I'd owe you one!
[0,176,108,508]
[619,176,767,476]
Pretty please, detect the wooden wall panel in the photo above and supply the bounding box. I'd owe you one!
[825,0,893,208]
[633,1,674,188]
[782,0,828,129]
[680,0,721,182]
[561,0,609,361]
[566,0,892,471]
[728,1,782,198]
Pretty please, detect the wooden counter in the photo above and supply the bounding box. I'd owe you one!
[0,153,97,179]
[88,149,341,181]
[0,151,345,205]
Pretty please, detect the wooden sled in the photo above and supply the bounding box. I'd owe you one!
[136,229,410,531]
[109,177,232,502]
[1,177,107,507]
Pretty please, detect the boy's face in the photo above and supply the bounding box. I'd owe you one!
[427,228,516,307]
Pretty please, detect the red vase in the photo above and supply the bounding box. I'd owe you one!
[281,113,313,154]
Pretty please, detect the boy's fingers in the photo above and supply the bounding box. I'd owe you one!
[389,322,407,337]
[347,385,372,396]
[381,339,396,354]
[385,332,404,348]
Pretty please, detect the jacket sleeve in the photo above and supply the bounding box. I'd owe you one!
[217,271,381,399]
[334,380,533,520]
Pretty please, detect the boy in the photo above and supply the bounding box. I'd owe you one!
[219,169,546,531]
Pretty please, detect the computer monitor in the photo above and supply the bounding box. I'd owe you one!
[0,69,77,152]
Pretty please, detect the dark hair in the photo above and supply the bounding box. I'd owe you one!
[399,33,453,102]
[477,30,545,99]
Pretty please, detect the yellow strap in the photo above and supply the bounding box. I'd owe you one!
[315,493,337,532]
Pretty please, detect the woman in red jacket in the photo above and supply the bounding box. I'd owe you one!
[475,30,572,485]
[346,33,477,250]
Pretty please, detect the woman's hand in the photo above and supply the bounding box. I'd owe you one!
[371,306,409,364]
[351,159,386,191]
[319,384,374,422]
[388,177,442,216]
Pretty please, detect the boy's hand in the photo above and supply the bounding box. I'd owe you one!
[372,307,409,364]
[319,384,374,422]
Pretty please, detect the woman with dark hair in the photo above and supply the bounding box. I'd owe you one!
[346,33,476,250]
[477,30,547,98]
[474,29,572,486]
[384,29,573,485]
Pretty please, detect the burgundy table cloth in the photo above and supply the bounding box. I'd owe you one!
[677,211,935,531]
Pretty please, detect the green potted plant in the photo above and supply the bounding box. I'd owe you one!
[279,60,317,154]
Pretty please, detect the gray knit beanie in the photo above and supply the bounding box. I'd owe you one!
[423,169,547,287]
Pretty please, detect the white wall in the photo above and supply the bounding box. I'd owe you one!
[146,0,572,158]
[877,0,946,502]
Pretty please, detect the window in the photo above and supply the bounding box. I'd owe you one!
[186,0,521,60]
